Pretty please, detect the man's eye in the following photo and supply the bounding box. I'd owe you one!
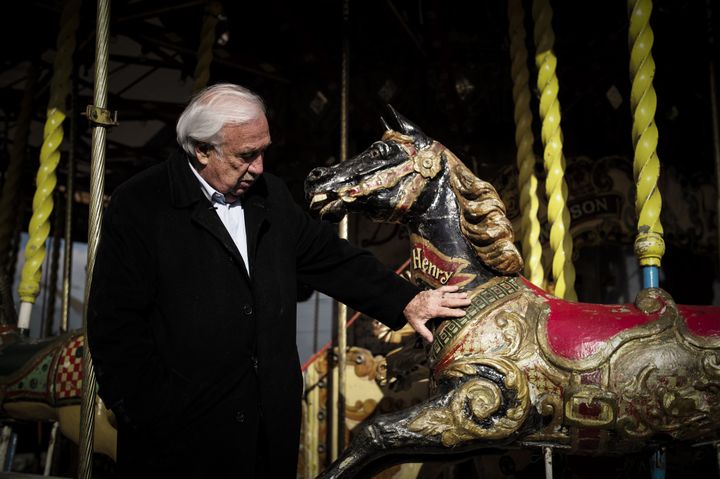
[238,152,259,161]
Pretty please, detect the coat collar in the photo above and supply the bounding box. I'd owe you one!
[167,150,269,210]
[168,150,269,279]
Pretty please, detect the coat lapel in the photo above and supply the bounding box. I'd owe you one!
[168,151,253,281]
[242,180,268,277]
[190,202,251,280]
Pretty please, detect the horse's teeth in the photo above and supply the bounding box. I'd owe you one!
[342,196,356,203]
[310,193,327,207]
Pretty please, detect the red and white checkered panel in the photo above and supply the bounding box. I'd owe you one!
[55,336,84,401]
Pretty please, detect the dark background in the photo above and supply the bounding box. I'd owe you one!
[1,0,719,303]
[1,1,720,477]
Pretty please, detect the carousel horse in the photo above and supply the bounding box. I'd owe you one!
[305,107,720,478]
[0,327,117,461]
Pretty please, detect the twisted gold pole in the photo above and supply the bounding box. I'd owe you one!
[532,0,577,301]
[192,1,223,93]
[17,0,81,330]
[0,63,37,277]
[508,0,544,288]
[628,0,665,281]
[304,365,319,478]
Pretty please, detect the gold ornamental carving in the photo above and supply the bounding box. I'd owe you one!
[408,358,530,446]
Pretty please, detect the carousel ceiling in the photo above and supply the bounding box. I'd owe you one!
[0,0,717,243]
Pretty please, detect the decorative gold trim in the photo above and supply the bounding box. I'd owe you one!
[336,160,415,201]
[412,144,444,179]
[536,289,677,372]
[675,312,720,350]
[408,358,530,446]
[387,174,428,223]
[563,386,617,428]
[430,277,524,369]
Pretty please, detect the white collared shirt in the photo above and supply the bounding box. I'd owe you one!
[189,162,250,275]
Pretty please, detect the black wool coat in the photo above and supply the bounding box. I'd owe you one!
[87,153,420,478]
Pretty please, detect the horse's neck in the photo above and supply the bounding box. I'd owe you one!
[406,176,496,291]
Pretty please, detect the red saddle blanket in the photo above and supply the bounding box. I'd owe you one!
[521,278,720,361]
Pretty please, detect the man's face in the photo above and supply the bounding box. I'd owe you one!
[195,115,271,201]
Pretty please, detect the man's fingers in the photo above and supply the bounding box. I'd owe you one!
[442,296,472,308]
[437,284,460,293]
[441,307,466,318]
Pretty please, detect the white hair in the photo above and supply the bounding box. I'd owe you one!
[176,83,266,156]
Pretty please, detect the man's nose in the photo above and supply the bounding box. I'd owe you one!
[249,156,264,175]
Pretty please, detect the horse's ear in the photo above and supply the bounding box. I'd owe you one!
[380,116,391,131]
[387,104,431,148]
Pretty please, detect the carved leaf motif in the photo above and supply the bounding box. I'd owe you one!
[408,408,454,437]
[444,362,478,378]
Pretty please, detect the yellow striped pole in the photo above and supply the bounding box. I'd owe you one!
[17,0,82,332]
[192,1,223,93]
[628,0,664,288]
[508,0,545,288]
[628,1,666,471]
[0,63,37,277]
[532,0,577,301]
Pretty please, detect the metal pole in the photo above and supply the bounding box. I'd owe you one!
[43,421,60,475]
[705,0,720,274]
[43,198,63,336]
[331,0,351,461]
[79,0,111,476]
[61,67,77,335]
[543,446,553,479]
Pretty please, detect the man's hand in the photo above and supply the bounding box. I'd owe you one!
[402,285,471,343]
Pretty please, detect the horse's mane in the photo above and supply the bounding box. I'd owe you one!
[445,150,524,275]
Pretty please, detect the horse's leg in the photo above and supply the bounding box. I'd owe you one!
[318,358,538,479]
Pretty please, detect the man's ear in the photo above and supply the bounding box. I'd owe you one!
[195,143,212,165]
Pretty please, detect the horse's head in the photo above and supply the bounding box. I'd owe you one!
[305,107,523,277]
[305,106,441,224]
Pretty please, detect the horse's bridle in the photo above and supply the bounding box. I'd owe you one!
[336,130,446,221]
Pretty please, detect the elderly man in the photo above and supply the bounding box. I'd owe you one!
[87,83,469,478]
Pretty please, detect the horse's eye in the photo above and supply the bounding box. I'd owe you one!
[369,149,380,159]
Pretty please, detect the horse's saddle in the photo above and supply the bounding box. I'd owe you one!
[525,278,720,367]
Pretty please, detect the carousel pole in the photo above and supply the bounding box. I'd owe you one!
[79,0,115,476]
[627,1,666,476]
[304,364,319,478]
[331,0,351,461]
[45,67,79,477]
[0,62,37,280]
[705,0,720,275]
[192,0,223,94]
[507,0,545,288]
[530,1,574,475]
[628,0,665,290]
[60,65,78,335]
[0,63,36,328]
[17,0,82,335]
[43,197,63,336]
[531,0,577,301]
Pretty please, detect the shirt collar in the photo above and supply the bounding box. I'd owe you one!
[188,161,232,205]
